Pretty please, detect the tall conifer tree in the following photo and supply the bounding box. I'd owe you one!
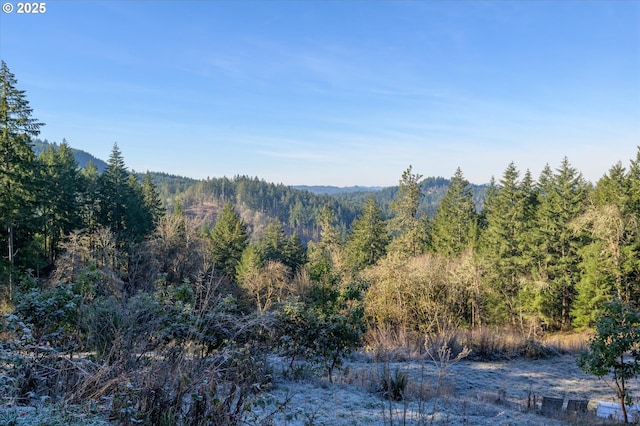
[0,61,43,299]
[345,196,389,270]
[38,141,83,262]
[209,203,248,278]
[532,158,589,329]
[98,144,131,238]
[572,155,640,328]
[388,166,428,257]
[479,163,536,327]
[431,167,478,256]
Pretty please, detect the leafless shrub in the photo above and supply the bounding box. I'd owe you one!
[363,325,424,361]
[425,331,471,396]
[459,327,528,360]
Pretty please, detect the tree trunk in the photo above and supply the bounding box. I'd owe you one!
[8,224,14,301]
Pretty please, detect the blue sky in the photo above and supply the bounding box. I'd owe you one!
[1,1,638,186]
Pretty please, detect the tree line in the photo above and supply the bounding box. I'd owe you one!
[2,58,639,343]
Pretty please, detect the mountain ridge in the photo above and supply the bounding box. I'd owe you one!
[32,139,108,173]
[293,185,384,195]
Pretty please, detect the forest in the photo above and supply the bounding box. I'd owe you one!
[2,59,640,424]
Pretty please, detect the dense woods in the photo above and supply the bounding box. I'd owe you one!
[2,60,640,423]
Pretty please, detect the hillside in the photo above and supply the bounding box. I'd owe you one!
[32,139,108,173]
[293,185,383,195]
[30,140,485,241]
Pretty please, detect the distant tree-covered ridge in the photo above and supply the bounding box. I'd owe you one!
[29,139,486,242]
[32,138,108,173]
[293,185,383,195]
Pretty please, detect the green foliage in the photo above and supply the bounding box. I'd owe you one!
[387,166,429,257]
[478,163,537,328]
[175,174,360,243]
[572,242,616,329]
[141,171,165,225]
[14,280,82,349]
[276,264,366,382]
[208,203,249,278]
[531,159,589,330]
[38,141,84,264]
[254,220,306,276]
[97,144,131,238]
[0,60,44,299]
[577,299,640,423]
[97,144,160,245]
[32,138,108,172]
[572,155,640,328]
[380,366,408,401]
[430,167,478,256]
[345,196,389,270]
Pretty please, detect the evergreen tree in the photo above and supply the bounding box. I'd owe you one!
[628,148,640,217]
[317,204,342,253]
[252,220,305,276]
[236,243,262,286]
[125,171,154,240]
[532,158,589,330]
[284,233,307,276]
[209,203,248,278]
[78,162,100,231]
[98,144,131,238]
[141,171,165,226]
[592,162,629,209]
[38,141,83,263]
[257,220,289,265]
[430,167,478,256]
[387,166,428,257]
[0,61,44,299]
[478,162,536,327]
[345,196,389,270]
[572,157,640,327]
[308,204,345,273]
[96,145,157,245]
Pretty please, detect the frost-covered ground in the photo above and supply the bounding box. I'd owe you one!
[254,354,630,425]
[1,354,632,425]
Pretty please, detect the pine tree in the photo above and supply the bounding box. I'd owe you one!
[0,61,44,299]
[430,167,478,256]
[345,196,389,270]
[209,203,248,278]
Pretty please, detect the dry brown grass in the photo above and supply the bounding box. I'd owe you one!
[543,331,591,354]
[364,325,591,364]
